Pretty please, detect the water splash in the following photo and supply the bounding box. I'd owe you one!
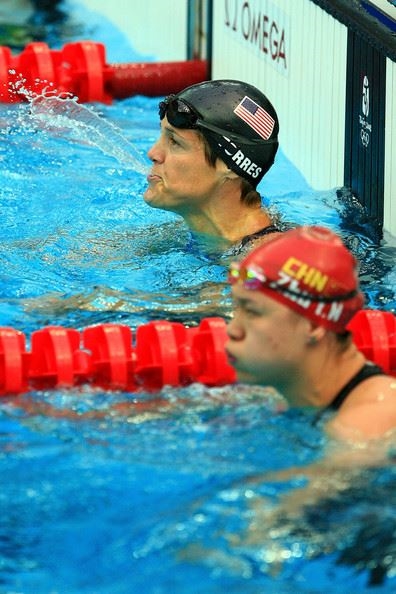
[29,95,150,175]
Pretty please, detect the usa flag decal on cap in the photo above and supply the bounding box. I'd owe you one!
[234,96,275,140]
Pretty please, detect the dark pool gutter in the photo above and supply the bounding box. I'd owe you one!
[310,0,396,61]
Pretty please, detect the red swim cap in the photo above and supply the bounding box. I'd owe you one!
[233,226,365,333]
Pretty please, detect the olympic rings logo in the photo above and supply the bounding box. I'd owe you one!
[360,128,370,147]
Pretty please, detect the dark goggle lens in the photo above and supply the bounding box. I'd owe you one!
[159,96,198,129]
[159,96,278,146]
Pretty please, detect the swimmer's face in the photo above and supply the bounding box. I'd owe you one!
[144,117,229,214]
[226,282,311,396]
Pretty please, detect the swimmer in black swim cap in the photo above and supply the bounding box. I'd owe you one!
[164,80,279,188]
[144,79,282,252]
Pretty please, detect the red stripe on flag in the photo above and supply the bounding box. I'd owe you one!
[234,96,275,140]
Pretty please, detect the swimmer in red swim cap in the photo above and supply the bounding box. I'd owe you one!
[226,225,396,440]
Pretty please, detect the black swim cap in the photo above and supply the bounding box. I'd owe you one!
[175,79,279,188]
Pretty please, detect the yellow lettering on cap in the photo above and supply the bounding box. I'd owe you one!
[282,257,328,292]
[282,257,301,277]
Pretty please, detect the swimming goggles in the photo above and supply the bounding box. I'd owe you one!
[228,262,267,291]
[159,95,278,146]
[228,262,359,303]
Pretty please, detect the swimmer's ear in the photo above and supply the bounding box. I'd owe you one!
[306,325,326,346]
[216,159,239,180]
[225,169,239,180]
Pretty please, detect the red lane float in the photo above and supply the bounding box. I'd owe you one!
[346,309,396,376]
[0,317,235,395]
[0,310,395,396]
[0,41,208,104]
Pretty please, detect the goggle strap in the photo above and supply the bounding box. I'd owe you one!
[197,119,278,146]
[159,97,278,146]
[229,267,358,303]
[269,285,359,304]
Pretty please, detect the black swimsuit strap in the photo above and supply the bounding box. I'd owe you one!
[239,224,281,247]
[312,362,385,425]
[328,363,385,411]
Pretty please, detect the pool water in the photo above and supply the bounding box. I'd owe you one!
[0,3,395,593]
[1,94,394,333]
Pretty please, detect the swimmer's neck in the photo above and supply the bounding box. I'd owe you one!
[188,229,235,254]
[289,341,367,409]
[182,204,273,245]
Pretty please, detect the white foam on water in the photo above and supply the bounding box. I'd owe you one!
[29,94,150,175]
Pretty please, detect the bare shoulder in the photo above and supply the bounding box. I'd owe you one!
[343,374,396,406]
[327,374,396,440]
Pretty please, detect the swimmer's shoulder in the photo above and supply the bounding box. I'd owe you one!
[328,374,396,440]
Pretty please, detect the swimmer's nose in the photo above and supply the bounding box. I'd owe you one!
[147,136,165,163]
[226,315,244,341]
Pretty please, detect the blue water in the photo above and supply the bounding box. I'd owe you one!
[0,2,395,593]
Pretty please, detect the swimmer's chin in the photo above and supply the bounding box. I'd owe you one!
[226,358,248,384]
[143,184,156,201]
[228,364,254,384]
[144,175,163,202]
[143,189,159,206]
